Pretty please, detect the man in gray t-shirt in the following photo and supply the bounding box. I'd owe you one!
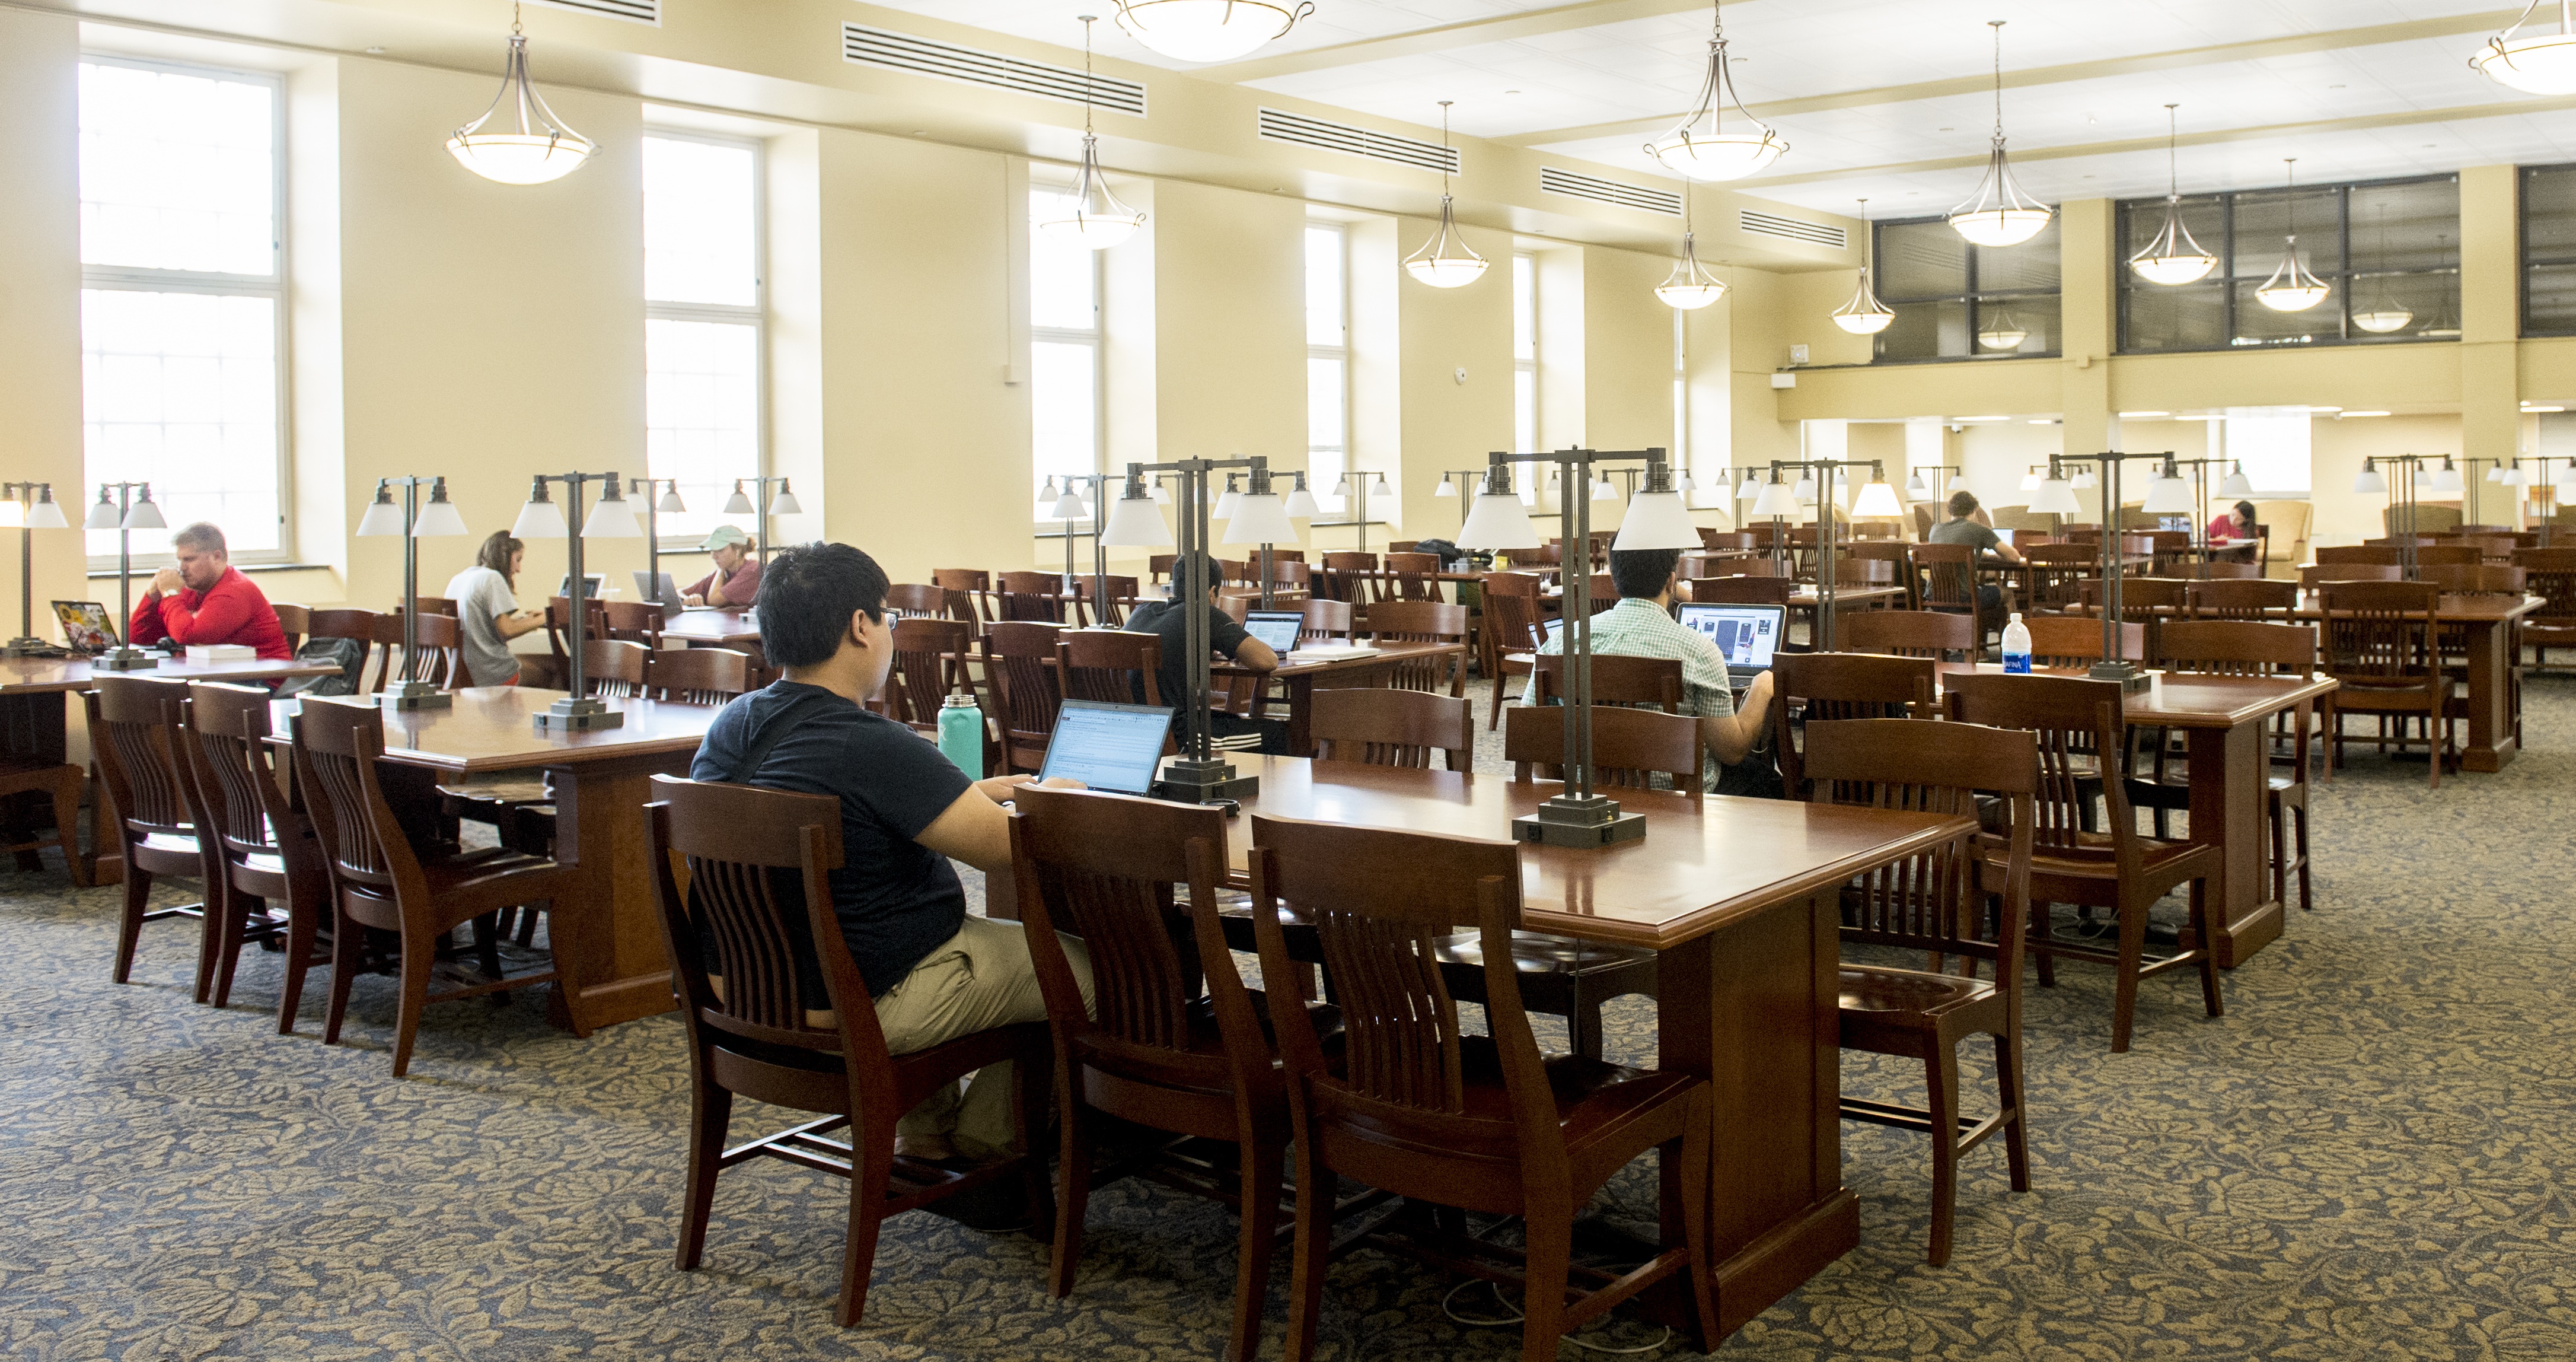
[1927,491,2023,615]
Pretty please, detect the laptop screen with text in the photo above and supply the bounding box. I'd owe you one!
[1675,603,1783,673]
[1038,699,1174,795]
[1241,610,1303,654]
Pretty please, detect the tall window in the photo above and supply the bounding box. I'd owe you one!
[2223,412,2312,495]
[2524,164,2576,335]
[1305,224,1348,514]
[643,133,763,548]
[1030,187,1101,513]
[79,58,285,564]
[2118,173,2459,352]
[1871,216,2060,362]
[1513,253,1538,504]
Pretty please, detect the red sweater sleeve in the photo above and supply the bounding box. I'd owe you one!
[128,594,171,647]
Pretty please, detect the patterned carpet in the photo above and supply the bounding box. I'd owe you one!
[6,677,2575,1360]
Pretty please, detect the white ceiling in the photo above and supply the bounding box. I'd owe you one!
[874,0,2574,214]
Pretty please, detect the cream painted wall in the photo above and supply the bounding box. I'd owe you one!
[1392,219,1515,544]
[0,11,85,633]
[1152,180,1308,551]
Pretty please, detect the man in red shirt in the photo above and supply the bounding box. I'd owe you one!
[128,521,291,660]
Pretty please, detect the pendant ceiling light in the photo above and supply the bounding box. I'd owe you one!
[447,4,595,186]
[2351,206,2414,333]
[1646,0,1787,182]
[1656,180,1729,310]
[1976,306,2029,351]
[2256,158,2331,312]
[1405,102,1488,289]
[1833,197,1896,335]
[1111,0,1311,64]
[1949,21,2050,247]
[2128,106,2216,285]
[1040,17,1148,250]
[2422,234,2462,338]
[2473,0,2576,93]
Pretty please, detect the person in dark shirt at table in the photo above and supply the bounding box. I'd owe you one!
[691,541,1091,1168]
[1120,551,1284,753]
[1927,491,2024,618]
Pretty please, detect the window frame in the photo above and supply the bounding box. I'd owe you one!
[2522,163,2576,338]
[1513,252,1539,505]
[1867,214,2062,366]
[1028,181,1106,529]
[642,128,769,555]
[1305,221,1351,518]
[79,53,291,571]
[2113,170,2460,355]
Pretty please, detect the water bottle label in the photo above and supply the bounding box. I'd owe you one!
[2004,652,2031,674]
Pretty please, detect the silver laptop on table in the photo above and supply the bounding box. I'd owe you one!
[1241,609,1303,654]
[1676,602,1785,686]
[1037,699,1175,796]
[632,570,685,619]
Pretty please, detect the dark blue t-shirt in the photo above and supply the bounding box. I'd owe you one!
[691,680,974,997]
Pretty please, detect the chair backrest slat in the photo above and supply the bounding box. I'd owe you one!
[1311,688,1473,773]
[1504,704,1701,798]
[1801,717,2035,966]
[649,646,752,707]
[1837,609,1976,659]
[1944,672,2132,857]
[85,676,194,835]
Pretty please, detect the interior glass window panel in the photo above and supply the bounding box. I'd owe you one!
[2527,262,2576,336]
[1972,217,2062,294]
[1030,190,1098,332]
[1305,226,1344,347]
[2121,284,2227,352]
[645,318,760,543]
[642,136,758,307]
[1974,295,2058,355]
[1876,221,1966,301]
[2230,281,2341,346]
[81,288,279,556]
[1875,300,1968,361]
[1030,339,1098,491]
[2230,188,2342,278]
[78,61,275,276]
[2526,167,2576,262]
[1514,367,1537,459]
[2349,179,2459,275]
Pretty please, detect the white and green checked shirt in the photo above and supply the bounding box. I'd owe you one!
[1521,597,1736,789]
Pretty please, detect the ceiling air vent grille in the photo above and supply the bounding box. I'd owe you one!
[1257,107,1458,174]
[1539,166,1680,216]
[842,24,1147,116]
[528,0,659,24]
[1738,210,1846,249]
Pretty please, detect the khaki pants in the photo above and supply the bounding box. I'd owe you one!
[875,913,1093,1161]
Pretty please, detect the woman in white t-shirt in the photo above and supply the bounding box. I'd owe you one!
[444,532,547,686]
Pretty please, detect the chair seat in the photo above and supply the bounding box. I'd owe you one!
[1434,930,1657,980]
[1446,1035,1694,1141]
[1838,964,1995,1021]
[136,830,203,857]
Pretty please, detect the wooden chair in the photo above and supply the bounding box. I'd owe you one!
[2316,545,2402,567]
[2511,548,2576,671]
[648,646,752,706]
[1009,785,1334,1362]
[1363,600,1469,696]
[1686,574,1793,606]
[2453,533,2520,561]
[579,638,652,699]
[0,732,83,886]
[2076,577,2186,613]
[983,620,1067,774]
[998,570,1068,624]
[2186,578,2298,620]
[87,676,224,998]
[2300,562,2402,590]
[1691,556,1785,580]
[2188,560,2264,580]
[1911,542,2004,654]
[1803,717,2038,1265]
[646,775,1050,1328]
[2364,535,2438,549]
[272,602,310,654]
[2420,564,2526,594]
[884,582,951,620]
[1842,540,1918,606]
[1479,589,1548,730]
[1073,574,1142,628]
[2412,545,2484,569]
[1318,552,1379,604]
[602,600,666,649]
[1945,673,2221,1052]
[2315,581,2451,787]
[1244,816,1717,1362]
[1504,704,1701,799]
[1838,609,1976,660]
[292,698,579,1077]
[932,568,996,626]
[2020,543,2097,613]
[371,611,463,693]
[177,682,331,1027]
[2145,621,2318,915]
[1311,688,1472,772]
[882,618,980,734]
[406,595,461,616]
[2023,615,2145,667]
[1057,629,1163,706]
[305,609,382,690]
[1768,652,1935,798]
[2147,530,2192,575]
[1697,529,1758,552]
[1529,653,1684,713]
[1297,597,1353,643]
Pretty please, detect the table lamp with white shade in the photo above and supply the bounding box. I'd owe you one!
[514,472,640,730]
[85,482,168,672]
[356,475,470,709]
[2,483,73,657]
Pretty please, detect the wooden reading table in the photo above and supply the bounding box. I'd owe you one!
[1213,642,1468,756]
[2291,590,2538,772]
[658,608,762,648]
[1189,754,1973,1345]
[270,688,718,1032]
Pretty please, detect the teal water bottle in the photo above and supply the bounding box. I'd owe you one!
[937,690,984,777]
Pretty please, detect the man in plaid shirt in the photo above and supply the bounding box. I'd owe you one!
[1521,545,1778,796]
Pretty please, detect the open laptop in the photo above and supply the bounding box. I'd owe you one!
[51,601,119,654]
[1241,609,1303,654]
[557,572,605,600]
[631,570,685,619]
[1038,698,1176,796]
[1676,602,1785,686]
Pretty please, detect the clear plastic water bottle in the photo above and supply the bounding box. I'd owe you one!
[937,690,984,777]
[2001,612,2032,674]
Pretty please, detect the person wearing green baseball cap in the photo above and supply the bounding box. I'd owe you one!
[683,524,762,607]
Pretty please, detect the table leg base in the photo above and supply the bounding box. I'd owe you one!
[1630,1188,1858,1343]
[549,970,678,1031]
[2212,896,2283,970]
[2462,740,2516,773]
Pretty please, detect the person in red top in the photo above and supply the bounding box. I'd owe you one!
[2206,499,2258,543]
[128,521,291,660]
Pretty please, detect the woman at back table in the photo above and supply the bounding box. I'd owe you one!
[684,525,761,607]
[2208,499,2258,543]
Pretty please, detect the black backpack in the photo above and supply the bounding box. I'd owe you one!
[274,637,366,697]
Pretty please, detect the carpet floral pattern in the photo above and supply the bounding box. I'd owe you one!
[4,677,2574,1360]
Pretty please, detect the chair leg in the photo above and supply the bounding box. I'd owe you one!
[1516,1205,1573,1362]
[1487,674,1506,731]
[193,879,227,1005]
[1923,1037,1962,1267]
[674,1068,732,1271]
[1048,1097,1094,1300]
[2109,898,2146,1055]
[1281,1142,1334,1362]
[113,865,155,985]
[2268,794,2288,911]
[2293,801,2313,914]
[2028,900,2057,989]
[211,890,258,1010]
[2191,879,2224,1020]
[278,886,321,1036]
[1568,987,1603,1062]
[49,778,87,889]
[838,1106,896,1328]
[1992,1029,2030,1193]
[1228,1142,1285,1362]
[1675,1094,1719,1347]
[388,924,438,1078]
[323,906,362,1046]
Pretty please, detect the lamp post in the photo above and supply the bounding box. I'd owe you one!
[719,476,802,569]
[2523,456,2576,545]
[2460,456,2511,527]
[1456,447,1694,849]
[1434,468,1490,542]
[1904,463,1962,513]
[355,476,470,709]
[1044,473,1117,623]
[82,482,169,671]
[2030,451,2179,692]
[1,483,72,656]
[2354,454,2437,575]
[627,476,686,595]
[1756,459,1902,652]
[1096,454,1297,804]
[1327,470,1391,554]
[514,472,640,731]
